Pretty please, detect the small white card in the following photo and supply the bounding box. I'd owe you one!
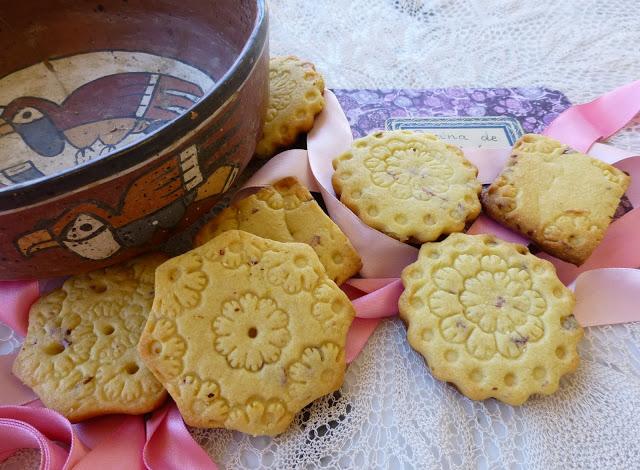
[386,116,524,149]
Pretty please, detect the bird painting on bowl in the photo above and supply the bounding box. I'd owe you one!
[0,72,205,167]
[15,145,240,261]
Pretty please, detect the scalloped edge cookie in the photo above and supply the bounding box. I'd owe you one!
[255,56,325,158]
[139,230,355,436]
[332,130,482,243]
[399,233,583,406]
[13,254,168,421]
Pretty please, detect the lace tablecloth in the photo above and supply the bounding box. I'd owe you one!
[3,1,640,468]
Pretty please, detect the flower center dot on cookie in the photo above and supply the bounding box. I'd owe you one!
[89,282,107,293]
[100,324,115,335]
[247,327,258,338]
[495,296,505,308]
[43,343,65,355]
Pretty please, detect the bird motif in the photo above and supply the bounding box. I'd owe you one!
[0,72,204,163]
[16,145,239,260]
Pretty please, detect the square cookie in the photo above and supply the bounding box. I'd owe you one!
[195,176,361,285]
[482,134,630,265]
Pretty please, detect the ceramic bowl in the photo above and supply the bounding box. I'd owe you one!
[0,0,269,280]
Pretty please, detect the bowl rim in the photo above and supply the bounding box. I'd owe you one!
[0,0,268,212]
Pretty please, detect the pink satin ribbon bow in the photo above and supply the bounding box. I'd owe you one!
[2,80,640,468]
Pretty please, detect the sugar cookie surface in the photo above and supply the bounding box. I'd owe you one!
[399,233,582,405]
[255,56,325,158]
[482,133,630,265]
[139,230,354,436]
[332,130,481,243]
[13,254,168,421]
[195,177,361,284]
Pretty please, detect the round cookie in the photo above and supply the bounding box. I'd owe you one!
[138,230,355,436]
[255,56,325,158]
[12,254,168,421]
[332,130,481,243]
[398,233,583,405]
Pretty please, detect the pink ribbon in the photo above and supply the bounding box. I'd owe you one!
[0,354,35,406]
[0,281,38,336]
[0,405,88,469]
[1,82,640,467]
[144,403,215,470]
[307,92,419,277]
[571,268,640,327]
[342,279,403,363]
[0,400,215,470]
[543,79,640,152]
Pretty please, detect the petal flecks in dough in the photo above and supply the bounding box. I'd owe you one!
[440,314,473,343]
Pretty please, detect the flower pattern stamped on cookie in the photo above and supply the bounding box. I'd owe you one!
[399,233,583,406]
[139,230,355,436]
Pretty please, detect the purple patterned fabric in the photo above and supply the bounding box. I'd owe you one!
[333,87,571,138]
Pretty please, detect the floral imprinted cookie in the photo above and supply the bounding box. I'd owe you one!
[255,56,325,158]
[399,233,583,405]
[13,254,168,421]
[139,230,355,436]
[332,130,482,243]
[482,134,630,265]
[195,176,362,284]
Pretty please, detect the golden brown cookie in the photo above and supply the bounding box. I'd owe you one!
[139,230,355,436]
[255,56,325,158]
[195,177,361,284]
[12,254,168,421]
[399,233,582,405]
[332,130,482,243]
[482,134,630,265]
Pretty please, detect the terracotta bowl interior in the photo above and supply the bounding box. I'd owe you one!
[0,0,260,194]
[0,0,255,86]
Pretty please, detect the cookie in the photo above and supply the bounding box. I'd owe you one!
[332,130,482,243]
[482,133,631,265]
[139,230,355,436]
[399,233,582,405]
[12,254,168,421]
[255,56,325,158]
[195,177,362,284]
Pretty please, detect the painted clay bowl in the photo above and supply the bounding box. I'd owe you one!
[0,0,269,280]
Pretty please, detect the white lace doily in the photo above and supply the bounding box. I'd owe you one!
[196,1,640,467]
[2,0,639,468]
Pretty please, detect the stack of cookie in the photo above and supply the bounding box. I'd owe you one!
[13,179,362,437]
[332,130,629,405]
